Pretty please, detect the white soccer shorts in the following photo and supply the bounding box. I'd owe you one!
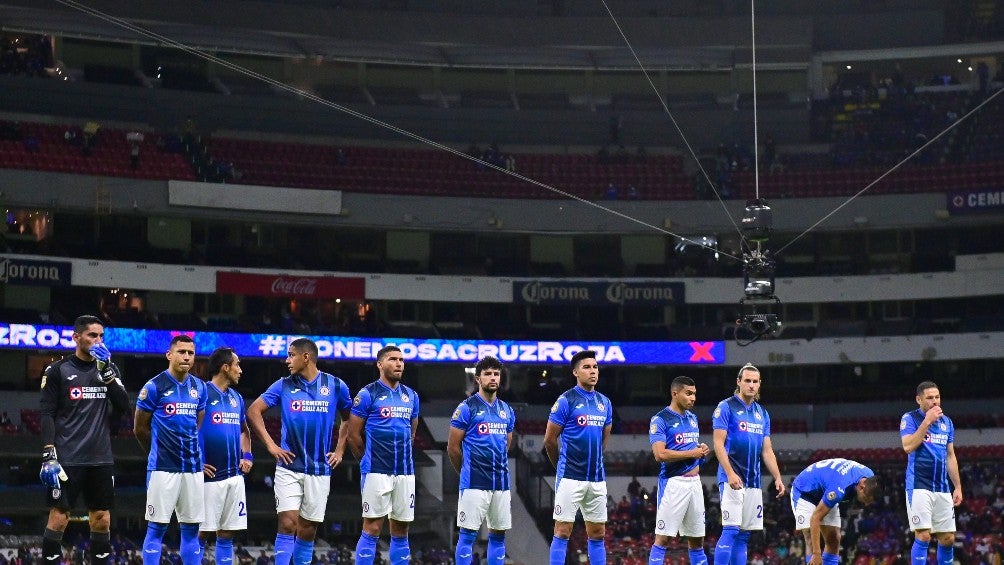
[457,489,512,531]
[360,473,416,522]
[654,476,705,538]
[146,471,205,524]
[720,484,765,530]
[553,478,607,524]
[791,496,841,530]
[200,475,248,532]
[274,467,331,523]
[906,489,956,533]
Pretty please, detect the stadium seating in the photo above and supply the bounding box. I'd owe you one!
[0,121,196,181]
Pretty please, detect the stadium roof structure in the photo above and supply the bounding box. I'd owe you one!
[0,1,810,70]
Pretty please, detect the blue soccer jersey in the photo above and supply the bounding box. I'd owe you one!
[136,371,208,473]
[901,409,955,493]
[649,406,704,479]
[713,395,771,488]
[199,383,246,483]
[549,386,613,482]
[451,394,515,491]
[351,380,420,476]
[258,371,352,476]
[792,458,874,508]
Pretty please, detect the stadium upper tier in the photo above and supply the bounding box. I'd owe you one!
[2,119,1002,200]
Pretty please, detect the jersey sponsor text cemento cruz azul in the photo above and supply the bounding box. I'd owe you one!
[69,386,107,400]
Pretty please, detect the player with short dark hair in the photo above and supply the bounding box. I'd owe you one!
[647,376,711,565]
[543,350,613,565]
[447,356,515,565]
[791,458,880,565]
[712,363,785,565]
[39,315,129,565]
[901,381,962,565]
[199,347,253,565]
[134,334,208,565]
[247,338,353,565]
[347,345,421,565]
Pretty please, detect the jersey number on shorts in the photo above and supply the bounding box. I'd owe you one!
[756,505,763,518]
[238,502,247,517]
[410,494,415,509]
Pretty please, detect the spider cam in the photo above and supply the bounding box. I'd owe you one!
[737,199,782,345]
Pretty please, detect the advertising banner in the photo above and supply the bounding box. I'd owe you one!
[947,189,1004,214]
[0,256,71,286]
[216,272,365,299]
[514,280,684,305]
[0,322,724,365]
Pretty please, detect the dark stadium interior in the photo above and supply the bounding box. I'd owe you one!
[1,0,1003,563]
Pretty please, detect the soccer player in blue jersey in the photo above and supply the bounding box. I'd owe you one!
[199,347,253,565]
[347,345,420,565]
[712,363,785,565]
[247,338,353,565]
[790,458,881,565]
[647,376,711,565]
[543,350,613,565]
[134,335,208,565]
[447,356,516,565]
[901,381,963,565]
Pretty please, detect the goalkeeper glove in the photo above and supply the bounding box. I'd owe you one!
[40,445,68,489]
[89,344,120,384]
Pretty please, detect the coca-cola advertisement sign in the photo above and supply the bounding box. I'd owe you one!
[216,272,365,299]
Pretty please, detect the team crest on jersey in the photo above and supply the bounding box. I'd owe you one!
[499,410,506,419]
[401,394,410,403]
[826,491,836,501]
[900,419,907,430]
[939,423,947,430]
[320,385,330,396]
[713,408,721,418]
[597,403,604,411]
[189,387,199,398]
[689,417,697,427]
[139,388,148,400]
[754,412,762,420]
[452,408,461,420]
[650,424,658,434]
[353,395,362,406]
[229,397,238,408]
[550,401,560,413]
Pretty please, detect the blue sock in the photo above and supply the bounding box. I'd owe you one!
[912,539,930,564]
[389,536,410,564]
[215,538,234,565]
[688,548,708,565]
[937,544,953,565]
[821,552,839,565]
[293,537,314,565]
[587,538,606,565]
[179,524,201,565]
[715,526,739,564]
[549,536,568,565]
[354,532,378,565]
[142,522,168,565]
[487,532,506,565]
[731,530,750,565]
[275,533,296,565]
[648,544,666,564]
[455,528,478,565]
